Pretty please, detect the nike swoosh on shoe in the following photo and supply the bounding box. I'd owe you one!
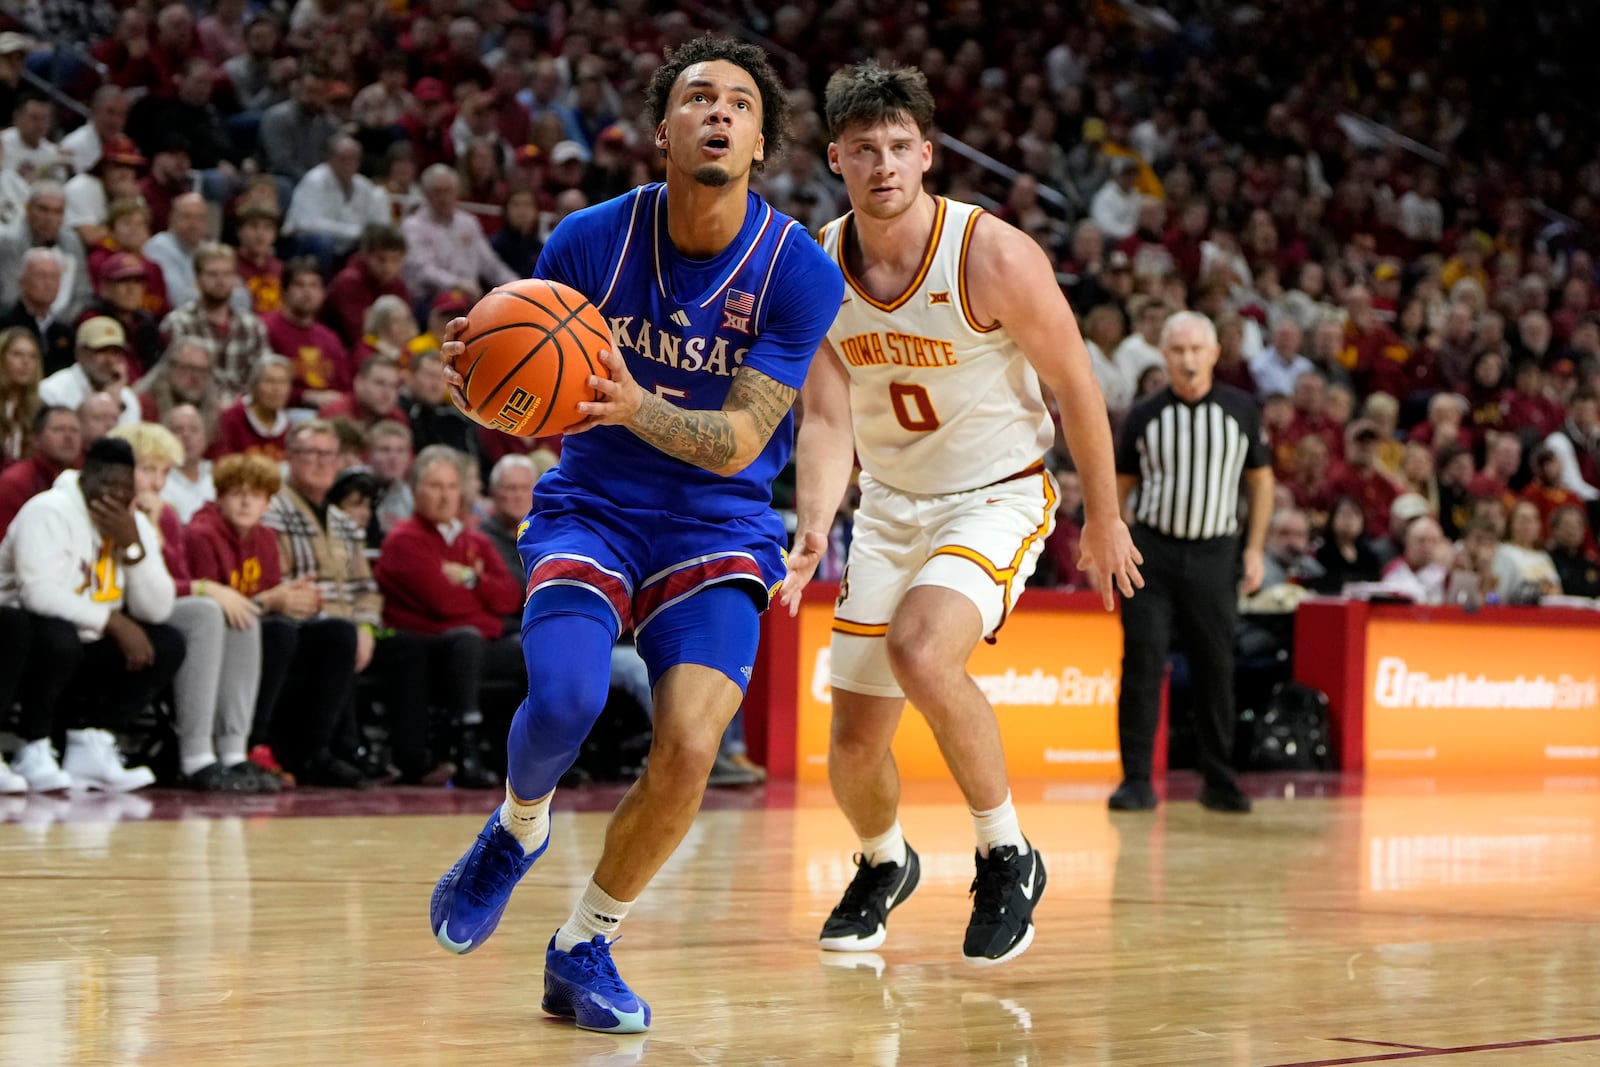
[436,924,474,953]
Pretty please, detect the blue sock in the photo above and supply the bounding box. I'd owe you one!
[506,589,619,801]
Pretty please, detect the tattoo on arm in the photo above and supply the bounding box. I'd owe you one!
[724,368,800,441]
[625,368,798,473]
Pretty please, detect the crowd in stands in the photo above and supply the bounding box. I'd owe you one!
[3,0,1600,794]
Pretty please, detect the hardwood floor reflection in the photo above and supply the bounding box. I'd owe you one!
[3,779,1600,1066]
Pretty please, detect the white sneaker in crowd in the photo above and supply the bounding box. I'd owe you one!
[10,739,73,793]
[62,730,156,793]
[0,754,27,794]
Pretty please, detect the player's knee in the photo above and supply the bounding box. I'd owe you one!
[885,625,951,687]
[525,668,611,739]
[829,709,894,764]
[645,731,721,789]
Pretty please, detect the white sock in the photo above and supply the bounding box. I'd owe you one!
[860,820,907,867]
[218,748,247,769]
[554,879,634,952]
[497,785,552,854]
[181,751,219,777]
[971,791,1028,858]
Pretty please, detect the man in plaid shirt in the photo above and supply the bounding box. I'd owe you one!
[262,419,446,787]
[160,242,271,392]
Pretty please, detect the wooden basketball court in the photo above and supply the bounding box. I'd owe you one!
[3,775,1599,1066]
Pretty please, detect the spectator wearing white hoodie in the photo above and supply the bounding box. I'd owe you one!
[0,437,184,792]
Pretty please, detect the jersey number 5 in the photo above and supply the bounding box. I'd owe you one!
[889,383,940,432]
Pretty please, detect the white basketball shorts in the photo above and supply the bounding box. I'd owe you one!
[830,462,1058,698]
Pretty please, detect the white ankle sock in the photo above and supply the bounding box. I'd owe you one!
[498,785,552,854]
[181,752,219,778]
[859,820,907,867]
[971,791,1028,858]
[554,879,633,952]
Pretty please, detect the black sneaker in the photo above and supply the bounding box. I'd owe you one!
[1108,778,1159,811]
[818,846,920,952]
[963,842,1045,966]
[1198,779,1252,813]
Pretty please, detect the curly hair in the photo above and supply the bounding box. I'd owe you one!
[824,62,936,141]
[644,35,788,172]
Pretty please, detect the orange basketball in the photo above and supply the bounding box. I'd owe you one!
[458,279,614,437]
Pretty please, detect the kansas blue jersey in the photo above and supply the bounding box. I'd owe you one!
[533,183,843,522]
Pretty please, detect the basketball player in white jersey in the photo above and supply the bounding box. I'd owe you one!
[781,62,1143,965]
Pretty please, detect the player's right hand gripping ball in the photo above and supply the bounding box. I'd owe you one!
[458,279,614,436]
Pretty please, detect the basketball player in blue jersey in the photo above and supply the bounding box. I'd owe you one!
[427,37,843,1034]
[782,63,1143,965]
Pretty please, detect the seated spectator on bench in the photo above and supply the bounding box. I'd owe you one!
[186,453,325,785]
[318,353,408,430]
[0,326,43,467]
[0,437,183,792]
[213,354,292,461]
[109,421,279,793]
[375,445,522,788]
[38,316,140,427]
[135,335,221,431]
[264,258,353,411]
[366,419,414,538]
[266,420,445,785]
[1549,505,1600,598]
[351,294,418,365]
[1493,500,1562,604]
[402,349,478,459]
[0,405,81,536]
[481,453,538,584]
[324,223,411,348]
[160,404,215,522]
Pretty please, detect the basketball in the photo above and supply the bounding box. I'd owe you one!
[458,279,614,437]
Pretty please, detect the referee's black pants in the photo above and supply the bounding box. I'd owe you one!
[1117,525,1240,786]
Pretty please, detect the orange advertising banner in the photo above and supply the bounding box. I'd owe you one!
[1362,618,1600,775]
[793,597,1126,782]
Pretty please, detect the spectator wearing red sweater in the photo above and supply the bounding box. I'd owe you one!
[235,204,284,316]
[323,224,409,348]
[1466,432,1522,512]
[213,354,292,460]
[1329,420,1401,536]
[1500,359,1564,438]
[318,353,408,430]
[396,77,455,174]
[186,452,329,785]
[265,259,351,410]
[0,406,80,536]
[374,445,517,788]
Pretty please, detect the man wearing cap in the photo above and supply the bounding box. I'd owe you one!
[284,135,392,269]
[0,182,92,319]
[1329,418,1402,536]
[0,248,74,374]
[82,252,162,376]
[0,33,36,136]
[59,87,131,177]
[38,317,141,427]
[398,77,456,173]
[402,164,514,305]
[64,135,146,248]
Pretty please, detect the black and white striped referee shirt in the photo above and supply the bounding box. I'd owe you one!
[1115,385,1270,541]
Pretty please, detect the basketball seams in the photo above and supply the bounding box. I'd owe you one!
[466,281,612,434]
[542,283,607,404]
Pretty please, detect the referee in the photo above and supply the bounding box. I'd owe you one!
[1109,311,1274,814]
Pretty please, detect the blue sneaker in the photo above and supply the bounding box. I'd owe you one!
[430,808,546,954]
[542,935,651,1033]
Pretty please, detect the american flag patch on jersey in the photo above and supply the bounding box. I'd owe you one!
[722,289,756,333]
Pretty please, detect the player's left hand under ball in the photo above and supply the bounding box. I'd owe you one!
[568,349,644,434]
[439,316,471,410]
